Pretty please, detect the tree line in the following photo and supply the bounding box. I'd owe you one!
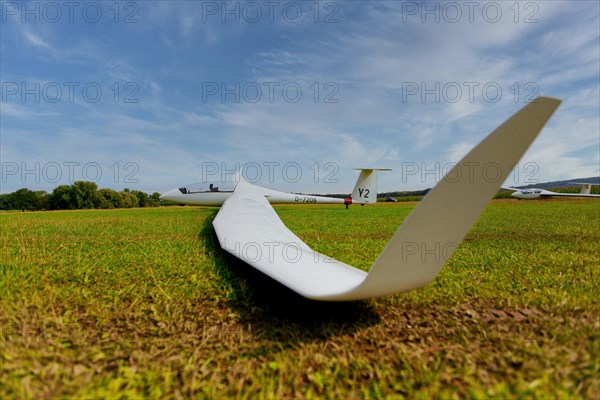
[0,181,162,211]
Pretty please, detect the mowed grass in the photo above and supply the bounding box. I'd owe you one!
[0,200,598,398]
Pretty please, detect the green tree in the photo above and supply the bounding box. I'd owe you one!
[4,184,160,210]
[0,190,48,211]
[49,185,74,210]
[16,188,37,211]
[98,188,124,209]
[0,193,10,210]
[33,191,49,210]
[131,190,149,207]
[71,181,100,209]
[149,192,161,207]
[120,191,139,208]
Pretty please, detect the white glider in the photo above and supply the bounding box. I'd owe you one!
[503,183,600,199]
[162,97,561,301]
[161,168,390,208]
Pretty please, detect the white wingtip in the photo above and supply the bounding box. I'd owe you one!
[340,97,562,300]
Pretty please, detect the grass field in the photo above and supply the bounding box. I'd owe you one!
[1,200,598,398]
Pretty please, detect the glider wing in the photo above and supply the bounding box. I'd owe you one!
[213,97,562,301]
[541,192,600,198]
[212,178,367,298]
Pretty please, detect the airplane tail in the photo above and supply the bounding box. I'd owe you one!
[571,182,598,194]
[581,184,592,195]
[351,168,391,204]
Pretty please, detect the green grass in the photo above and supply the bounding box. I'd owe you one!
[1,200,598,398]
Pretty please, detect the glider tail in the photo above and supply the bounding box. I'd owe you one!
[571,182,598,195]
[351,168,391,204]
[580,184,593,195]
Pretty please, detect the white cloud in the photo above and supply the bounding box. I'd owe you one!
[445,141,475,163]
[22,30,55,52]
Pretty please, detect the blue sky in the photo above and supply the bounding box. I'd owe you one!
[1,0,599,194]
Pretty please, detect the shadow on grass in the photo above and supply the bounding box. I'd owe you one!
[198,211,381,343]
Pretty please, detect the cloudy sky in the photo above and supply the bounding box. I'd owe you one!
[1,0,599,194]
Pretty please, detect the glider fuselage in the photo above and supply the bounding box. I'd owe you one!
[162,169,386,207]
[510,188,551,199]
[160,184,348,206]
[510,188,600,199]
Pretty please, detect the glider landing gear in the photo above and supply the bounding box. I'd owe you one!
[344,197,352,209]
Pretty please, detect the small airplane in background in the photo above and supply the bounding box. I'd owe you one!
[503,183,600,199]
[162,97,562,301]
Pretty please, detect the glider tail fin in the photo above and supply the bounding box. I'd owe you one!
[571,182,597,194]
[351,168,391,204]
[580,184,592,195]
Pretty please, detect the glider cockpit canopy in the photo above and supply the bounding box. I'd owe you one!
[177,180,237,194]
[520,189,542,195]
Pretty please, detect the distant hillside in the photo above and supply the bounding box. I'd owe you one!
[311,177,600,201]
[404,176,600,195]
[510,176,600,189]
[377,189,430,201]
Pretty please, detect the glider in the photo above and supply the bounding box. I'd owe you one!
[161,97,561,301]
[503,183,600,199]
[161,168,390,208]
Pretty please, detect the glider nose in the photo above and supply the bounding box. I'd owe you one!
[160,188,181,203]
